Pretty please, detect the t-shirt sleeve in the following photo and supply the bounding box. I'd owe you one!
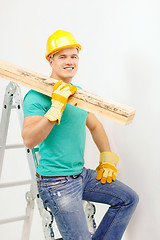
[23,90,50,117]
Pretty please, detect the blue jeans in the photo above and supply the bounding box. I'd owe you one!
[36,168,139,240]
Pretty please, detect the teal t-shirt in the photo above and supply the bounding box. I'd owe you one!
[23,87,88,176]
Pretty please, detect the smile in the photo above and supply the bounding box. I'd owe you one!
[64,67,74,70]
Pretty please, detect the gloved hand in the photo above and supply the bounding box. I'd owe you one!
[44,80,77,124]
[96,151,119,184]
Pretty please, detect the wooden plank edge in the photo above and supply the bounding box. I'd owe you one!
[0,61,136,125]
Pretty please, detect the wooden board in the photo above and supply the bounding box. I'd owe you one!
[0,59,136,125]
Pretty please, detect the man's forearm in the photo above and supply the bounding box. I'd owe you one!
[91,122,111,153]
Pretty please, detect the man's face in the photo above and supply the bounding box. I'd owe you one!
[49,47,79,83]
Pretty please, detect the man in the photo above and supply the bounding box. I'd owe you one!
[22,30,139,240]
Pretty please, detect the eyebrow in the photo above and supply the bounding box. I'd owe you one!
[58,53,79,57]
[58,54,66,57]
[72,54,79,57]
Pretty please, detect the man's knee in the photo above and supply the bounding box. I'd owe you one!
[125,188,139,210]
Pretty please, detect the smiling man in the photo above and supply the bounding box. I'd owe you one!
[22,30,139,240]
[49,48,79,83]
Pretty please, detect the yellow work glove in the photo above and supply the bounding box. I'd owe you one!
[44,80,77,124]
[96,151,119,184]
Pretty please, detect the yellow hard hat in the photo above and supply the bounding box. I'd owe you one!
[45,30,81,60]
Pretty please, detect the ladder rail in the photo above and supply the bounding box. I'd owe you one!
[0,82,36,240]
[0,83,16,177]
[0,82,55,240]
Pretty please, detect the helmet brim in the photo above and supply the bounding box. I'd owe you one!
[46,44,81,60]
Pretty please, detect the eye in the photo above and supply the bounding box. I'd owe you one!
[59,55,65,59]
[72,55,78,59]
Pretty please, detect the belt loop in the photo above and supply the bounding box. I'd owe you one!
[71,173,81,179]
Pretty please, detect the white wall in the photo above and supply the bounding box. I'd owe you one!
[0,0,160,239]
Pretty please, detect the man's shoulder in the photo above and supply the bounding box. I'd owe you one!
[23,90,51,117]
[23,90,50,103]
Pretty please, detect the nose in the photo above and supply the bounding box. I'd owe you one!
[65,57,74,65]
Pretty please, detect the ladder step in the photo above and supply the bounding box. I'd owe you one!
[0,180,32,188]
[0,215,28,224]
[10,105,16,109]
[5,144,24,149]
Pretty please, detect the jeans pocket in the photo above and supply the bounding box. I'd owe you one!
[47,177,69,192]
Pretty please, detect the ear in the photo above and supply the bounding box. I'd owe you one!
[48,58,53,66]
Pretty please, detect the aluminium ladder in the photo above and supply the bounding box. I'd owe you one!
[0,82,96,239]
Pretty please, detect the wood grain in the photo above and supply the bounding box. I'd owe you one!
[0,59,135,125]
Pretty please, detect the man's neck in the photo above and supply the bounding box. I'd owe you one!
[50,73,72,84]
